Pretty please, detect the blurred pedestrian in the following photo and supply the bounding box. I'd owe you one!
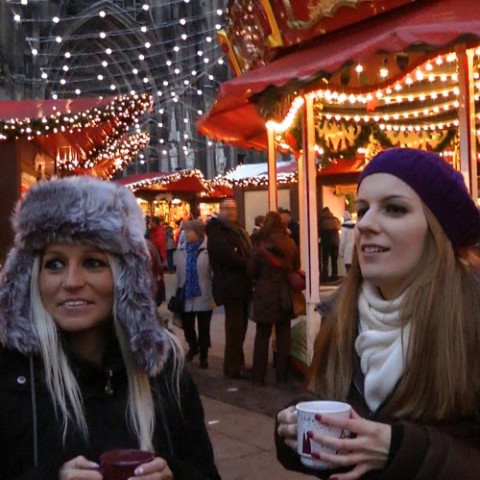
[250,214,265,246]
[339,210,355,273]
[175,219,214,369]
[319,207,340,282]
[165,222,176,273]
[149,216,167,263]
[206,199,252,379]
[280,208,300,247]
[248,211,300,385]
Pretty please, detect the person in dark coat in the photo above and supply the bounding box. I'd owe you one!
[319,207,341,282]
[0,177,220,480]
[165,222,177,273]
[279,208,300,247]
[247,211,300,385]
[206,198,252,379]
[250,214,265,247]
[275,148,480,479]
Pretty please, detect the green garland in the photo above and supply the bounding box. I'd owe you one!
[283,115,457,168]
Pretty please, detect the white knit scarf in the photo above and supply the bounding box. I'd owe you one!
[355,282,411,412]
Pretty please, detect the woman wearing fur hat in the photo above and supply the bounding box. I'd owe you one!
[175,219,214,369]
[0,177,221,479]
[276,148,480,479]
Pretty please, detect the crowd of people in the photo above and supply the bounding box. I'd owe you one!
[1,147,480,479]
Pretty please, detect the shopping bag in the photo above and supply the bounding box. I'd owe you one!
[167,287,185,314]
[281,283,306,317]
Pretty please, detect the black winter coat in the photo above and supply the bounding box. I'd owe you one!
[206,216,252,306]
[0,346,221,480]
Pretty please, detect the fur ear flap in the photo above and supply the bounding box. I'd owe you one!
[0,176,170,375]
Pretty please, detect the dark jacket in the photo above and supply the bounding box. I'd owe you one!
[206,216,252,306]
[319,210,340,245]
[275,318,480,479]
[0,346,221,480]
[247,227,300,324]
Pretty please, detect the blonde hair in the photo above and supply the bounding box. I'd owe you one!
[310,206,480,421]
[31,255,181,449]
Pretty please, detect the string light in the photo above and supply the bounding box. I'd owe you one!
[0,93,152,178]
[8,1,229,174]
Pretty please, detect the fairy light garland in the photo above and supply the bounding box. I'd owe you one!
[57,131,150,179]
[228,173,297,188]
[0,93,152,142]
[0,93,152,176]
[7,1,229,173]
[125,168,211,192]
[262,47,480,166]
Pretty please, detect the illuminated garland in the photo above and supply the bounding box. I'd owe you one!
[0,93,152,141]
[126,169,211,192]
[210,175,234,188]
[67,132,150,179]
[1,93,152,178]
[284,117,456,166]
[228,172,297,188]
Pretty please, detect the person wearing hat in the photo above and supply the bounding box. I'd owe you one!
[275,148,480,478]
[0,177,221,479]
[175,219,214,369]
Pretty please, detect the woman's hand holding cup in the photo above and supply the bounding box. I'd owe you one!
[276,405,299,451]
[100,449,173,480]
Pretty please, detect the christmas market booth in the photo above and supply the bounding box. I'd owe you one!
[198,0,480,365]
[0,93,152,263]
[115,169,233,228]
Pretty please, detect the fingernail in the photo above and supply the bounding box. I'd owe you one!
[134,467,144,475]
[90,462,100,468]
[307,430,314,438]
[315,414,322,421]
[311,452,321,459]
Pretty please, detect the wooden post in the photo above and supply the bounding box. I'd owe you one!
[456,45,478,199]
[267,126,278,211]
[300,94,321,363]
[0,141,20,265]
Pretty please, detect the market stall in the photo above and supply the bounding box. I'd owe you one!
[0,93,152,262]
[115,169,233,226]
[198,0,480,363]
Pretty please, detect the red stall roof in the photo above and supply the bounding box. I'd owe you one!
[198,0,480,150]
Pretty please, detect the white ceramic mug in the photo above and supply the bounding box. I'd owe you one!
[296,400,351,470]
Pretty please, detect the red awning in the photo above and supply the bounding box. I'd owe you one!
[198,0,480,150]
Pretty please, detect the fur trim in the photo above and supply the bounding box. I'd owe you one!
[0,176,170,375]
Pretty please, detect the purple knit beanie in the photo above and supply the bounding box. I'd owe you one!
[357,148,480,248]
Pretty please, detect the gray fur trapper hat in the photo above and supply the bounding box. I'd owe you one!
[0,176,170,375]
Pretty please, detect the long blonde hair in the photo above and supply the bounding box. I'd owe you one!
[30,255,180,449]
[310,207,480,421]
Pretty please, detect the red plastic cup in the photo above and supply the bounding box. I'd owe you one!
[100,449,154,480]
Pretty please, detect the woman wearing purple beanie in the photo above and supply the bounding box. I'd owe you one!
[276,148,480,479]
